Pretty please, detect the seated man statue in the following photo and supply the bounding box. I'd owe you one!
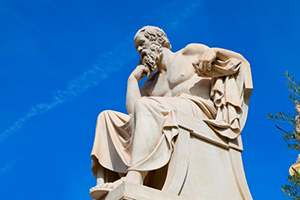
[90,26,250,199]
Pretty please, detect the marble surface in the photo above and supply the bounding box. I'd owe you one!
[90,26,253,200]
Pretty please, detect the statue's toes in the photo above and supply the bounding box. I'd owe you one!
[89,184,102,192]
[106,183,114,189]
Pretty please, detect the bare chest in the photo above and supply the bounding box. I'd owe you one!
[143,58,211,98]
[166,56,195,87]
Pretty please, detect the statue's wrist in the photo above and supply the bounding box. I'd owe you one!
[128,75,138,82]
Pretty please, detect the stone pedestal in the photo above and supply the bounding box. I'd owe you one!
[100,181,195,200]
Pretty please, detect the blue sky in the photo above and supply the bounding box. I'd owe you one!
[0,0,300,199]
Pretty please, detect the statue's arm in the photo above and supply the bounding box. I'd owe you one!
[183,43,216,73]
[212,48,248,63]
[213,48,252,90]
[183,43,216,61]
[192,46,248,78]
[126,64,150,115]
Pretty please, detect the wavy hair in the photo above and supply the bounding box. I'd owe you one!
[134,26,172,50]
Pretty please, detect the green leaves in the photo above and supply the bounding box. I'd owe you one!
[267,72,300,151]
[268,112,296,126]
[283,168,300,200]
[268,72,300,199]
[286,71,300,101]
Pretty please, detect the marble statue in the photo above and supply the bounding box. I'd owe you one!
[90,26,253,200]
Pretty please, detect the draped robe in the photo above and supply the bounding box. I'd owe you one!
[91,48,249,181]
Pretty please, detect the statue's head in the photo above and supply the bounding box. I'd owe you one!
[134,26,172,50]
[134,26,172,73]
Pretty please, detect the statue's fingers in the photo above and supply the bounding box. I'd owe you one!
[195,65,201,75]
[192,63,199,71]
[142,67,150,77]
[207,62,212,71]
[146,68,151,77]
[198,61,203,71]
[203,61,208,71]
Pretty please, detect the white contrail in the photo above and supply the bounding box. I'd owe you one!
[0,36,133,142]
[0,0,203,142]
[0,159,18,177]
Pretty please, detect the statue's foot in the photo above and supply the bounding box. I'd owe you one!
[89,178,125,200]
[89,186,111,200]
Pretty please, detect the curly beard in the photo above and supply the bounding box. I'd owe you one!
[142,43,162,73]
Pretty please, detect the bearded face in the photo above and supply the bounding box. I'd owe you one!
[141,43,162,73]
[134,32,163,73]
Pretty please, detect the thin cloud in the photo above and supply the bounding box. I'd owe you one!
[0,159,18,177]
[0,0,203,142]
[0,37,133,142]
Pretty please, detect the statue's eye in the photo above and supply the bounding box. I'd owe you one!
[139,40,145,46]
[135,40,144,49]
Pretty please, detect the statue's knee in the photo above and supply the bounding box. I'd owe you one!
[97,110,111,121]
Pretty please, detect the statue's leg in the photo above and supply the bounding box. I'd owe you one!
[129,97,169,166]
[96,165,105,186]
[91,160,121,187]
[90,110,131,198]
[90,164,114,199]
[126,170,148,185]
[91,110,131,174]
[126,97,198,185]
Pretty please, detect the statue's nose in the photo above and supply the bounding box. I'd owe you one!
[137,46,143,52]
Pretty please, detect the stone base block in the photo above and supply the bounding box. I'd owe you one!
[100,181,195,200]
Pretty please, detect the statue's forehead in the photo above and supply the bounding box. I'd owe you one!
[134,33,146,42]
[134,33,148,47]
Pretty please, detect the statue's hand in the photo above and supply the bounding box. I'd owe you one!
[193,49,216,76]
[130,64,150,82]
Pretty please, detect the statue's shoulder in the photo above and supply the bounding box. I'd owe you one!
[181,43,210,56]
